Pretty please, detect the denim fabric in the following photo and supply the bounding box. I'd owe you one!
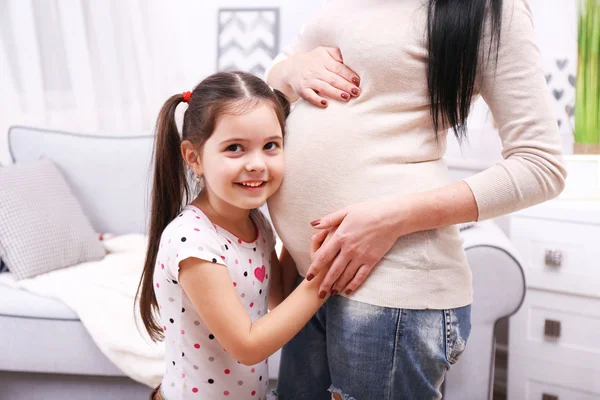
[276,295,471,400]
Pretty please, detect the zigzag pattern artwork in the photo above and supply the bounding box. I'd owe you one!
[217,8,279,77]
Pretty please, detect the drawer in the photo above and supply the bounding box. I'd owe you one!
[508,355,600,400]
[528,382,599,400]
[509,289,600,370]
[510,216,600,297]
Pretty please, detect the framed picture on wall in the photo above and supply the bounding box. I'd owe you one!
[217,8,280,77]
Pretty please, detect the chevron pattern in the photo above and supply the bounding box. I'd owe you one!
[217,9,279,77]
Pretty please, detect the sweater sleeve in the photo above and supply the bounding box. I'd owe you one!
[463,0,567,221]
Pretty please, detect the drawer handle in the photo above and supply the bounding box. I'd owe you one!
[544,249,563,267]
[544,319,561,338]
[542,394,558,400]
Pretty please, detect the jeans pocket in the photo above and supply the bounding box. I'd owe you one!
[443,304,472,364]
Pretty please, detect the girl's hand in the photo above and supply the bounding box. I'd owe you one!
[281,47,361,107]
[307,198,416,297]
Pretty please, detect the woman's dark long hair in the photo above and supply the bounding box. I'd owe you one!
[427,0,503,142]
[136,71,290,341]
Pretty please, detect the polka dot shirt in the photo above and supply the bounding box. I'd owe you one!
[154,205,276,399]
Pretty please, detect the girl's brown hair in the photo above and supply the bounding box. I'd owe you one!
[136,71,290,341]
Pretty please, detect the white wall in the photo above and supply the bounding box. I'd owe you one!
[1,0,577,168]
[175,0,321,89]
[0,0,321,165]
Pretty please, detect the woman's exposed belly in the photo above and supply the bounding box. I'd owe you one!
[267,100,454,276]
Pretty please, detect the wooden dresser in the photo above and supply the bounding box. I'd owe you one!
[508,199,600,400]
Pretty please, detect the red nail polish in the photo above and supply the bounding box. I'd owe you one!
[319,291,327,299]
[345,289,352,295]
[331,290,338,296]
[351,88,359,96]
[321,100,327,106]
[352,77,360,85]
[341,93,349,100]
[310,219,321,227]
[306,273,314,281]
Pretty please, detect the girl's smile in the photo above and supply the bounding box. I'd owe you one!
[198,102,285,213]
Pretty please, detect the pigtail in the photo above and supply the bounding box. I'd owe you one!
[136,94,190,341]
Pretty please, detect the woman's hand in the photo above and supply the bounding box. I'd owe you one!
[307,198,415,298]
[306,182,479,297]
[280,47,361,107]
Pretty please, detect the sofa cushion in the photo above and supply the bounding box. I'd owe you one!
[0,158,106,280]
[0,276,78,320]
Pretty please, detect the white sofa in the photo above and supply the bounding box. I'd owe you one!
[0,126,525,400]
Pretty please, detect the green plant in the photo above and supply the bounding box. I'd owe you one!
[575,0,600,145]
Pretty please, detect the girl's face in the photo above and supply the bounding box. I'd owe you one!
[199,102,284,212]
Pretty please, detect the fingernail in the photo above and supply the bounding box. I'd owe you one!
[331,290,338,296]
[319,291,327,299]
[352,77,360,85]
[306,273,314,281]
[341,93,350,100]
[345,289,352,295]
[321,99,327,106]
[310,219,321,227]
[351,88,359,96]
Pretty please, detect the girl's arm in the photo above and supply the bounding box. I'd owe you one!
[178,231,328,366]
[267,247,299,309]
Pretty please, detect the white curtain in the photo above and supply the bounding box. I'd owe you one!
[0,0,208,162]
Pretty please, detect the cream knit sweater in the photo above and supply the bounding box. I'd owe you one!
[267,0,566,309]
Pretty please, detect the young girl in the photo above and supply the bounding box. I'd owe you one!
[136,71,330,400]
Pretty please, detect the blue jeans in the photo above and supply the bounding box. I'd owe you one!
[276,295,471,400]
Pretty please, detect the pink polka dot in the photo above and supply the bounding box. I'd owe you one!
[252,391,256,396]
[224,391,230,396]
[161,264,164,269]
[238,238,242,244]
[194,228,200,231]
[221,256,226,260]
[176,253,179,258]
[196,216,200,219]
[227,239,232,244]
[224,369,231,374]
[192,387,198,393]
[251,368,255,373]
[163,326,167,331]
[233,282,237,287]
[266,274,269,280]
[249,259,252,264]
[249,302,254,308]
[194,343,200,349]
[181,329,185,335]
[156,283,160,288]
[235,259,239,264]
[182,373,185,378]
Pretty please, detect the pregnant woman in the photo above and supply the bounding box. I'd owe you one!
[266,0,566,399]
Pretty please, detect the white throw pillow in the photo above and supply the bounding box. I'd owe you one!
[0,158,106,280]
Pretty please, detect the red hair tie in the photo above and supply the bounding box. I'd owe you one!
[182,91,192,103]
